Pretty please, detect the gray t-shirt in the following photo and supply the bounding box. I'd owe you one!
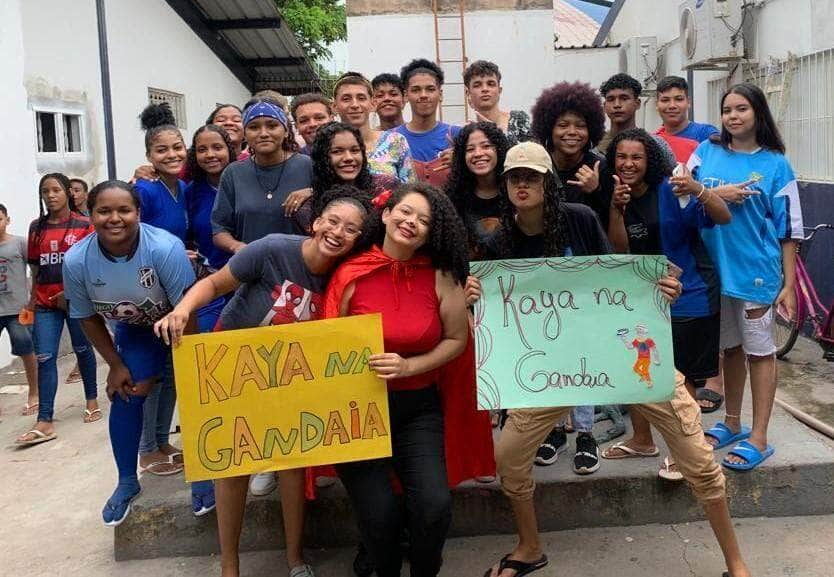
[211,154,313,244]
[0,235,29,316]
[218,234,326,330]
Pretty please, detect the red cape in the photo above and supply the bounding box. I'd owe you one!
[308,247,495,497]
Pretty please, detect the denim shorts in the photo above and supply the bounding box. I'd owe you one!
[114,322,169,383]
[0,314,34,356]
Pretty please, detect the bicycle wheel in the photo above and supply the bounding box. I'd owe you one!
[773,305,801,359]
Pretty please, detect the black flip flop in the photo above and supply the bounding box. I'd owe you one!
[696,388,724,413]
[483,554,548,577]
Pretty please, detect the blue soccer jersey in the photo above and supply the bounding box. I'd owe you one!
[671,121,719,145]
[63,223,195,325]
[689,141,803,304]
[135,178,188,242]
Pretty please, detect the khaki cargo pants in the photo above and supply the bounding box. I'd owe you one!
[496,371,726,504]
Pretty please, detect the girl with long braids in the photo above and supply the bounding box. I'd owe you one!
[475,142,750,577]
[133,103,190,476]
[61,180,196,526]
[444,121,510,259]
[603,128,730,483]
[323,182,494,577]
[16,173,99,445]
[155,185,373,577]
[186,124,237,274]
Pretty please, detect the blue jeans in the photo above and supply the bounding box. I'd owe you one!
[138,352,176,455]
[34,308,97,422]
[568,405,594,433]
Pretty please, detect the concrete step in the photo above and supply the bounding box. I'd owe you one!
[115,404,834,561]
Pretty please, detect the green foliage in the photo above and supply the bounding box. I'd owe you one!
[276,0,347,63]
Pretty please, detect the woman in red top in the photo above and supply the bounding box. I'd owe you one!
[16,173,98,445]
[324,182,473,577]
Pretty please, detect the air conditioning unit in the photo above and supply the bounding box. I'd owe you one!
[620,36,659,91]
[679,0,745,70]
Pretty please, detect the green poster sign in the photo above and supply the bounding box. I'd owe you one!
[472,255,675,410]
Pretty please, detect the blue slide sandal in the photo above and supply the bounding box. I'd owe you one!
[704,422,750,450]
[722,440,774,471]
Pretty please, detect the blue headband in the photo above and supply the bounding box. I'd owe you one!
[243,101,287,128]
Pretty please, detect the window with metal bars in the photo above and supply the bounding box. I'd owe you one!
[148,87,187,129]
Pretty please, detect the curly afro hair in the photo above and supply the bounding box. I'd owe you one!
[605,128,671,188]
[492,171,570,259]
[444,122,510,247]
[311,121,373,199]
[531,81,606,152]
[360,181,469,285]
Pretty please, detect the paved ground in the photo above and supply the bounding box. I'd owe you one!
[1,336,833,577]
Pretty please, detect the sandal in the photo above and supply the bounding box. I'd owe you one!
[15,429,57,445]
[697,388,724,413]
[22,403,39,416]
[167,451,184,465]
[102,483,141,527]
[704,422,751,450]
[483,554,548,577]
[84,408,102,423]
[658,456,684,481]
[601,441,659,459]
[722,440,774,471]
[139,460,183,476]
[289,564,316,577]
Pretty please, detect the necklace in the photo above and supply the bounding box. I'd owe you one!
[252,156,288,200]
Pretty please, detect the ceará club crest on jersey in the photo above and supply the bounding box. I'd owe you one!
[138,267,157,289]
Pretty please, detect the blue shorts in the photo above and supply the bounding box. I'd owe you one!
[0,314,34,356]
[114,322,169,383]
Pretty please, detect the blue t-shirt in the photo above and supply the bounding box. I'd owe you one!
[671,121,718,144]
[63,223,195,325]
[135,178,188,242]
[689,142,804,304]
[394,122,460,162]
[622,178,719,317]
[185,179,231,269]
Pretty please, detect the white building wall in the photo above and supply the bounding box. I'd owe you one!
[105,0,251,179]
[348,10,556,122]
[1,0,251,368]
[0,0,39,367]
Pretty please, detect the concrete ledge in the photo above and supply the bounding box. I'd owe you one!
[115,406,834,561]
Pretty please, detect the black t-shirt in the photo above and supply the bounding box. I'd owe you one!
[622,186,662,255]
[463,194,503,258]
[483,202,611,259]
[555,150,613,229]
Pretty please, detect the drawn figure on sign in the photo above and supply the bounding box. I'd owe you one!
[617,324,660,387]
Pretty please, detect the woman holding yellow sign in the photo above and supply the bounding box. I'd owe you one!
[155,185,372,577]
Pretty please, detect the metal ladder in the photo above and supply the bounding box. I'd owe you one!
[432,0,468,124]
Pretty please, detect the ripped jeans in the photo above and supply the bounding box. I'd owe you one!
[34,308,97,422]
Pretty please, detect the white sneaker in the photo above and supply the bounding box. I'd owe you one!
[249,472,277,496]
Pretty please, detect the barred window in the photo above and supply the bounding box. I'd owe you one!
[708,50,834,183]
[148,87,187,129]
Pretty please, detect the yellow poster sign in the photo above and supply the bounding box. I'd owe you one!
[172,314,391,481]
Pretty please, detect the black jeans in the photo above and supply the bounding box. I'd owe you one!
[337,385,451,577]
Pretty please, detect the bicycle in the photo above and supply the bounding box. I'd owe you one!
[773,224,834,359]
